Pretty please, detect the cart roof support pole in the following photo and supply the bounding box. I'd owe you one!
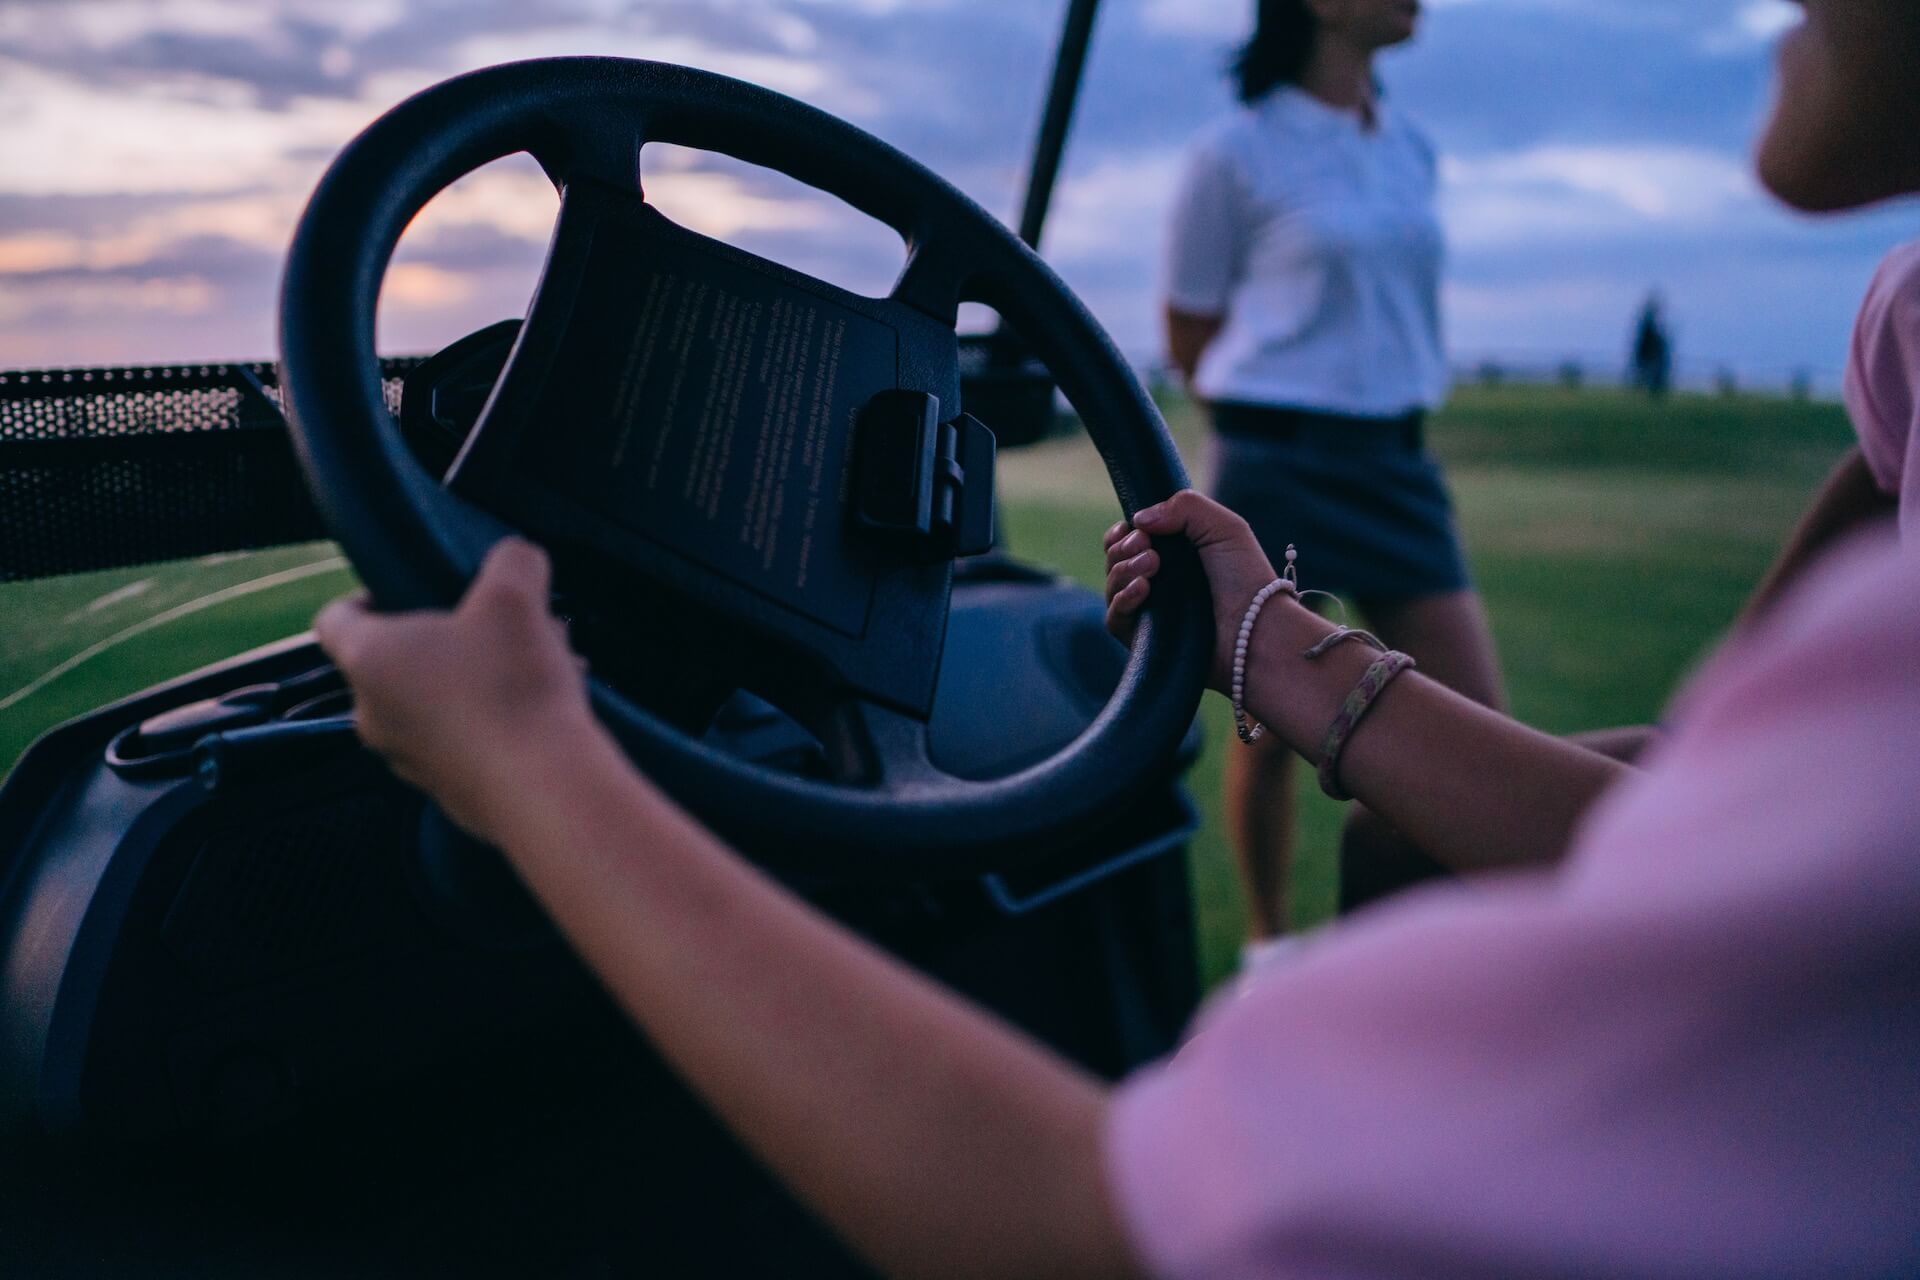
[1016,0,1102,252]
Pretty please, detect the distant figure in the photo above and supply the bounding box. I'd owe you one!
[1630,293,1673,398]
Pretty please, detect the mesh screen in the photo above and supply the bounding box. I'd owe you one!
[0,359,423,581]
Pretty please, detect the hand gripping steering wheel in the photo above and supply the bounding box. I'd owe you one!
[279,57,1211,878]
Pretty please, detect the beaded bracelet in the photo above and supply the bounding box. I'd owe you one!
[1230,545,1302,743]
[1315,650,1416,800]
[1230,576,1297,743]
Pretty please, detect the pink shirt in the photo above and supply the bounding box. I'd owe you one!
[1108,532,1920,1278]
[1845,240,1920,539]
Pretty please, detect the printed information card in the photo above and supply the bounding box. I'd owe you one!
[534,228,897,637]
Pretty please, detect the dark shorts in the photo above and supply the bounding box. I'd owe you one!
[1208,402,1471,603]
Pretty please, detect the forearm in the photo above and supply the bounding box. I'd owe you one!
[1163,306,1222,389]
[484,732,1138,1280]
[1244,603,1629,872]
[1738,447,1893,628]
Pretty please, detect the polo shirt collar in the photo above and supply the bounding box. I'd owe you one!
[1258,84,1388,137]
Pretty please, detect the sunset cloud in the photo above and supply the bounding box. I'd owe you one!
[381,261,475,310]
[0,274,217,325]
[0,0,1907,386]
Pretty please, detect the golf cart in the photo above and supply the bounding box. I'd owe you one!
[0,8,1213,1275]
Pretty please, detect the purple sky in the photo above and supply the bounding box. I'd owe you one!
[1,0,1916,389]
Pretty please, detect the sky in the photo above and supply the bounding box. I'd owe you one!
[1,0,1916,390]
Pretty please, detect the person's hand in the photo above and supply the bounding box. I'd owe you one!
[314,538,604,842]
[1103,490,1280,692]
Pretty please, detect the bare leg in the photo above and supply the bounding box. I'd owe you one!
[1223,732,1294,939]
[1334,588,1509,914]
[1355,588,1506,713]
[1226,590,1506,939]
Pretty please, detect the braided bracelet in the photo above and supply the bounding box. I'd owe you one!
[1315,650,1416,800]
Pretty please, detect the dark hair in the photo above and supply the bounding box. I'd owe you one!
[1232,0,1318,104]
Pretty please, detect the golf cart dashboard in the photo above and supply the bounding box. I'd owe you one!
[0,573,1196,1145]
[0,27,1209,1274]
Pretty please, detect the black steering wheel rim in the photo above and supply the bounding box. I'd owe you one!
[279,57,1212,878]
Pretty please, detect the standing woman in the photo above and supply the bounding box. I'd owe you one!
[1162,0,1504,940]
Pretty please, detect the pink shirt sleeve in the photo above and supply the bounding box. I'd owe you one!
[1843,240,1920,539]
[1107,534,1920,1279]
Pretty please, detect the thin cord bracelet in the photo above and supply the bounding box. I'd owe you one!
[1303,625,1387,660]
[1316,650,1417,800]
[1230,546,1300,744]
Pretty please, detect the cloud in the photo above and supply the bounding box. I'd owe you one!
[442,23,842,107]
[400,159,559,247]
[0,1,405,109]
[381,261,475,310]
[1702,0,1800,55]
[1443,144,1762,245]
[0,274,217,326]
[1138,0,1243,40]
[0,189,307,275]
[0,0,1908,386]
[1038,147,1184,264]
[790,0,956,14]
[644,157,841,239]
[0,57,370,195]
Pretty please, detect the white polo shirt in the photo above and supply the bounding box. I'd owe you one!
[1163,87,1448,419]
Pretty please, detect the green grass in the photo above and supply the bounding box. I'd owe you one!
[0,544,356,767]
[0,386,1856,990]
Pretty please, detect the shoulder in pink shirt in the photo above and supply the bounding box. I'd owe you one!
[1108,532,1920,1279]
[1844,239,1920,540]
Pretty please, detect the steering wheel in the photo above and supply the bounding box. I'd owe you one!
[278,57,1211,879]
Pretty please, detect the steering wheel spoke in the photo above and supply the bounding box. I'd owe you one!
[812,695,945,790]
[889,241,967,327]
[531,119,646,196]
